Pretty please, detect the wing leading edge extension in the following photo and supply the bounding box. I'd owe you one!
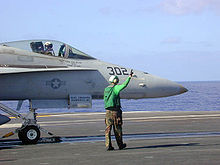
[0,67,97,75]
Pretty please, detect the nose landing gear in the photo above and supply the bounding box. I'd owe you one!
[0,101,53,145]
[18,125,40,144]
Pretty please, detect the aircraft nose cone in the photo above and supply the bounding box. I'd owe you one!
[144,74,188,98]
[179,85,188,94]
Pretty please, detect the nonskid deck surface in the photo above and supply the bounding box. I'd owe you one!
[1,111,220,165]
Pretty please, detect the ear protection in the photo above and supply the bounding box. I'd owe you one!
[109,75,119,84]
[113,78,119,84]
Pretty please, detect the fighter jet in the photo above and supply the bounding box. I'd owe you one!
[0,39,187,144]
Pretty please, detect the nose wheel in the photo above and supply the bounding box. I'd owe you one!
[18,125,40,144]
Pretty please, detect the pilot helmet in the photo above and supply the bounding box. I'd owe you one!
[45,42,53,49]
[109,75,119,84]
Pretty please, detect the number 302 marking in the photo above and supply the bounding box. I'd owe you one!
[107,67,129,75]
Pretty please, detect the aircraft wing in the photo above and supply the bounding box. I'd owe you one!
[0,67,97,75]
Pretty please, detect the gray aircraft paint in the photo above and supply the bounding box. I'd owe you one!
[0,40,187,108]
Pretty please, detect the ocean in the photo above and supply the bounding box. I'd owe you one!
[1,81,220,113]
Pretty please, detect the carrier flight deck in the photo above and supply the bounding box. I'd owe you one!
[1,111,220,165]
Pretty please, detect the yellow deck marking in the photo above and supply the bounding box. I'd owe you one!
[9,115,51,119]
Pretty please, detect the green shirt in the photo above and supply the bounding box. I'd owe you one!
[104,77,131,110]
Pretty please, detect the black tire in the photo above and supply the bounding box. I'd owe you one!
[18,125,40,144]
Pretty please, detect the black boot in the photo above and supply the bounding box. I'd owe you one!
[119,143,127,150]
[107,146,115,151]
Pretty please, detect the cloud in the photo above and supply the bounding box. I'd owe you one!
[186,41,213,47]
[160,0,220,15]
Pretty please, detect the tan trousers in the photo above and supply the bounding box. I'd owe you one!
[105,110,123,148]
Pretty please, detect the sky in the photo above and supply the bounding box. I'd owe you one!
[0,0,219,81]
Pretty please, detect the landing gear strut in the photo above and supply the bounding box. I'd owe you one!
[17,104,41,144]
[0,100,53,144]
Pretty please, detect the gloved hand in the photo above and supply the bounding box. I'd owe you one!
[130,69,134,77]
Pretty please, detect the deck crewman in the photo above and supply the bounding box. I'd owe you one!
[104,70,133,151]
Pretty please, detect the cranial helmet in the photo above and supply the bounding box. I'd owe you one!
[45,42,53,49]
[109,75,119,84]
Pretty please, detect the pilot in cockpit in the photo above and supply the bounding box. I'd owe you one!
[44,42,55,56]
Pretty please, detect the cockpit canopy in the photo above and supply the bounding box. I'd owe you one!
[1,40,95,60]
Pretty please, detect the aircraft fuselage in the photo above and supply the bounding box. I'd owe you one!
[0,40,187,108]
